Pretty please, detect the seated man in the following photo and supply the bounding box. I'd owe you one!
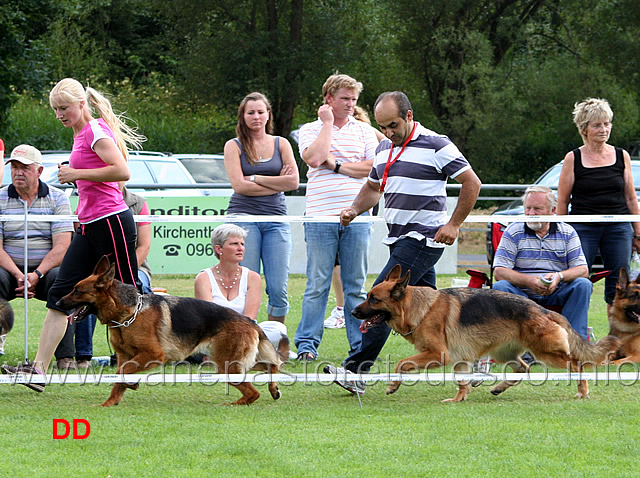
[493,185,592,340]
[0,145,73,355]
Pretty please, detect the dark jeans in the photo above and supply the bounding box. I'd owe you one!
[571,222,633,304]
[55,314,96,360]
[343,237,443,373]
[0,266,59,302]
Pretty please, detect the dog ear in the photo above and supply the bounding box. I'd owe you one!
[390,270,410,301]
[386,264,403,281]
[95,261,116,289]
[617,268,630,291]
[93,255,111,276]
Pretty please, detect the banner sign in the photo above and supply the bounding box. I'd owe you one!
[145,196,229,274]
[70,196,230,274]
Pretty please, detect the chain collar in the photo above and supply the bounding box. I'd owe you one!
[109,294,143,328]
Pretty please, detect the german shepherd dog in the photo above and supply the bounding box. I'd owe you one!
[57,256,286,407]
[608,268,640,365]
[0,298,14,337]
[352,265,619,402]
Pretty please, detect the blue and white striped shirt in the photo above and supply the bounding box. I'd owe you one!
[369,122,471,246]
[493,222,587,275]
[0,181,73,268]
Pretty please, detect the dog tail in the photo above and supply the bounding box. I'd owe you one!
[276,333,290,364]
[568,328,620,365]
[256,330,285,372]
[0,299,14,335]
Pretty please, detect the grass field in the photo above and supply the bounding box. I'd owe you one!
[2,273,640,478]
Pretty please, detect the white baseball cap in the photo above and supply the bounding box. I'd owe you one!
[5,144,42,165]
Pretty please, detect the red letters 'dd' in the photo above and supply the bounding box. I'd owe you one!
[53,419,91,439]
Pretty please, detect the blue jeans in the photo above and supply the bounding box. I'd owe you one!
[239,221,292,318]
[139,269,153,294]
[343,237,444,373]
[571,222,633,304]
[294,220,372,357]
[492,278,593,339]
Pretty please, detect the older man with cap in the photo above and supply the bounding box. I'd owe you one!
[0,145,73,357]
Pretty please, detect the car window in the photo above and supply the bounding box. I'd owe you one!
[142,160,194,185]
[534,164,562,188]
[179,159,228,183]
[127,159,155,185]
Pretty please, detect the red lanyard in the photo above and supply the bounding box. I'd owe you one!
[379,123,416,192]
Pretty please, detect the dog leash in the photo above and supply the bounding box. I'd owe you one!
[109,294,143,328]
[392,328,415,337]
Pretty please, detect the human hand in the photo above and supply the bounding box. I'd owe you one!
[280,164,293,176]
[324,153,336,171]
[58,163,77,184]
[318,104,334,125]
[433,223,458,246]
[340,207,358,226]
[15,277,36,299]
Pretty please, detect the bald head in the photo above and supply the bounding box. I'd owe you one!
[374,92,414,145]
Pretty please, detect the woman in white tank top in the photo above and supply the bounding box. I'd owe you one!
[194,224,288,350]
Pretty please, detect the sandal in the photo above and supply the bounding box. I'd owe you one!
[296,351,317,361]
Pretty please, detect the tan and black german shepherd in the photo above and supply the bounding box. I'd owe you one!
[608,268,640,365]
[353,265,619,402]
[57,256,286,407]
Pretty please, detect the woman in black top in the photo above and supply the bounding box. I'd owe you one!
[557,97,640,306]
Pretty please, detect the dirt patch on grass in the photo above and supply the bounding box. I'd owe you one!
[458,207,497,256]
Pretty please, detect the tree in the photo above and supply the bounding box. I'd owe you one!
[0,0,55,125]
[161,0,394,138]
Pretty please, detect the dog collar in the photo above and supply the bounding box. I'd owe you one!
[109,295,143,328]
[392,327,415,337]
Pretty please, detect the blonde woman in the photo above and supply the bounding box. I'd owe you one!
[194,224,290,356]
[557,98,640,307]
[1,78,146,390]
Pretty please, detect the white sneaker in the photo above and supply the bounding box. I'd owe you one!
[323,364,365,395]
[0,334,5,355]
[324,307,345,328]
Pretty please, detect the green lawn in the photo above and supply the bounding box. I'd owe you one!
[1,273,639,478]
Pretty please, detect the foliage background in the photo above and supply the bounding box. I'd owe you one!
[1,0,640,184]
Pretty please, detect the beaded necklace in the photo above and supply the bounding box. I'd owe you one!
[215,265,240,290]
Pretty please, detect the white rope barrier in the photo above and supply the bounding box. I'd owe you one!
[2,213,640,224]
[1,371,639,386]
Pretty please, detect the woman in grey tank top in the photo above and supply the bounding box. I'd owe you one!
[223,92,299,325]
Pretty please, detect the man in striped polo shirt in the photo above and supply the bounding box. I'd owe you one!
[326,91,481,393]
[492,185,592,339]
[0,145,73,355]
[294,74,379,362]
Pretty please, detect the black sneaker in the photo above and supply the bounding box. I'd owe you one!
[323,364,365,395]
[1,363,46,392]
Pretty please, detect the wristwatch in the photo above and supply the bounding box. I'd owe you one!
[34,269,43,279]
[334,160,343,173]
[558,272,565,283]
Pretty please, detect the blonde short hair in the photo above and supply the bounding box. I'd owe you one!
[572,98,613,143]
[211,224,247,259]
[322,74,363,103]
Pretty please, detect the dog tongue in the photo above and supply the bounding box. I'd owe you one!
[66,306,83,325]
[359,321,369,333]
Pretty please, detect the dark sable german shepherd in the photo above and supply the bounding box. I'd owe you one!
[608,268,640,365]
[57,256,286,407]
[352,265,619,402]
[0,298,14,337]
